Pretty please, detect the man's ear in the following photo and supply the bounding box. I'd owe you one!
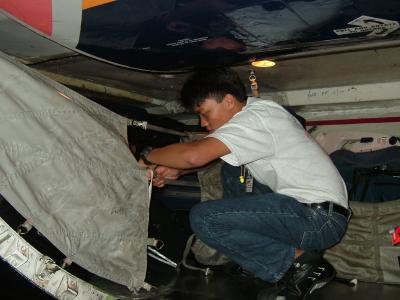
[222,94,236,109]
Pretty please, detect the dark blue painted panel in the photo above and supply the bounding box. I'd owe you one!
[77,0,400,71]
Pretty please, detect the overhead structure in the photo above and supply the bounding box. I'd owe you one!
[1,0,400,72]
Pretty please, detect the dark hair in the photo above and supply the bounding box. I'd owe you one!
[180,67,247,110]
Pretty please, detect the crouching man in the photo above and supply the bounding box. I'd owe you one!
[139,67,350,300]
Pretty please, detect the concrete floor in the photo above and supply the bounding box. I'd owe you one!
[1,196,399,300]
[1,247,400,300]
[310,281,400,300]
[158,267,400,300]
[89,256,400,300]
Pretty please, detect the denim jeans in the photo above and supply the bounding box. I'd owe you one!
[190,163,348,282]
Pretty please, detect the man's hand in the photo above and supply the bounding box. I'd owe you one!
[152,166,181,188]
[138,158,180,187]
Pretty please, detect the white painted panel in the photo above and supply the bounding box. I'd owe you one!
[52,0,82,48]
[268,81,400,106]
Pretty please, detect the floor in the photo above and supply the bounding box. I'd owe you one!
[1,197,400,300]
[162,265,400,300]
[2,255,400,300]
[85,254,400,300]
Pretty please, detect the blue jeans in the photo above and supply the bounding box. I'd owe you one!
[190,164,348,282]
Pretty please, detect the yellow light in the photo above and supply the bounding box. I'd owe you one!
[251,60,276,68]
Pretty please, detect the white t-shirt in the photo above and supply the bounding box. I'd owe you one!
[208,97,348,208]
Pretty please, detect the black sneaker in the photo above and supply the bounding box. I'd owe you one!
[258,258,336,300]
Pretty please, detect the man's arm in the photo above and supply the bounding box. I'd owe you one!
[144,137,230,169]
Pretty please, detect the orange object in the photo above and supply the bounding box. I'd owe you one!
[82,0,116,10]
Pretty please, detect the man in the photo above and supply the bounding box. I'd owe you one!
[139,67,349,300]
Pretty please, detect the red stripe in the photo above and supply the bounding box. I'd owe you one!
[0,0,52,35]
[306,117,400,126]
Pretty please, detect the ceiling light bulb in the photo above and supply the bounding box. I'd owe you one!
[251,60,276,68]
